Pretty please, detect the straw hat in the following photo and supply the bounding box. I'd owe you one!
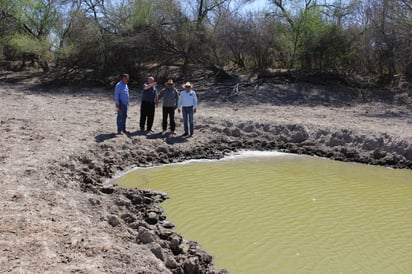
[183,82,192,88]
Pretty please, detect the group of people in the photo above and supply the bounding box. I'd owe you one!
[114,74,198,137]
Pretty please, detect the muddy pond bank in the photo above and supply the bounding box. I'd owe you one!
[61,120,412,273]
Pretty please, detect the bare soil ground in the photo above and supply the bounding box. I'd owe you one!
[1,71,412,273]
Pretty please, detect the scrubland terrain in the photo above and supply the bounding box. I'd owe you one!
[1,72,411,273]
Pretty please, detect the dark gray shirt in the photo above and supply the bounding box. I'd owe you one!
[158,87,178,108]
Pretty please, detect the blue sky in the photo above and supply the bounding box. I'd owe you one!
[242,0,268,11]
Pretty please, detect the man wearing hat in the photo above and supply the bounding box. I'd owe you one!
[158,79,179,134]
[178,82,198,137]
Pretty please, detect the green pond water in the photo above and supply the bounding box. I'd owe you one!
[117,152,412,273]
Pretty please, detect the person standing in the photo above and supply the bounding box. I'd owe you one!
[140,76,158,132]
[158,79,179,134]
[114,73,129,135]
[178,82,198,137]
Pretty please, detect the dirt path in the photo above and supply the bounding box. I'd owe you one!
[1,78,411,273]
[0,83,172,273]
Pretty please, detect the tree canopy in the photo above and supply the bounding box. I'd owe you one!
[1,0,411,83]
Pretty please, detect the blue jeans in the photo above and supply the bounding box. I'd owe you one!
[117,103,128,132]
[182,106,194,135]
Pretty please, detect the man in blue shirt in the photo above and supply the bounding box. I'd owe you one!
[140,76,158,132]
[114,73,129,135]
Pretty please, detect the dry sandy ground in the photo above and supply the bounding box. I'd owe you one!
[1,74,412,273]
[0,82,172,273]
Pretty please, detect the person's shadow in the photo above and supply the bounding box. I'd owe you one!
[95,133,117,143]
[128,130,148,137]
[165,134,189,144]
[95,131,189,144]
[143,131,189,144]
[146,132,165,139]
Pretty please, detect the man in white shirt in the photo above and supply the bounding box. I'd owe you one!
[178,82,198,137]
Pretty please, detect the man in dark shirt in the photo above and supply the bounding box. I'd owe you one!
[140,76,157,132]
[158,79,179,134]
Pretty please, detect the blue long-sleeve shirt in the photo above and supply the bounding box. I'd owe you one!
[114,81,129,106]
[178,89,198,109]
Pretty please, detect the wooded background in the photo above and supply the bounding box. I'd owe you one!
[1,0,411,84]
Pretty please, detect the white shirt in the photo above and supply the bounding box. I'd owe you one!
[178,89,198,109]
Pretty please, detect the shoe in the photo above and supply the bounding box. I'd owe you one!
[182,133,189,137]
[117,131,122,135]
[170,131,175,135]
[189,134,193,137]
[123,131,130,135]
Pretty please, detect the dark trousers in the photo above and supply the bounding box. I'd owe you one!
[162,106,176,131]
[140,101,155,131]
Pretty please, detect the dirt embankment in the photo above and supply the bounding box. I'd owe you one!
[1,73,412,273]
